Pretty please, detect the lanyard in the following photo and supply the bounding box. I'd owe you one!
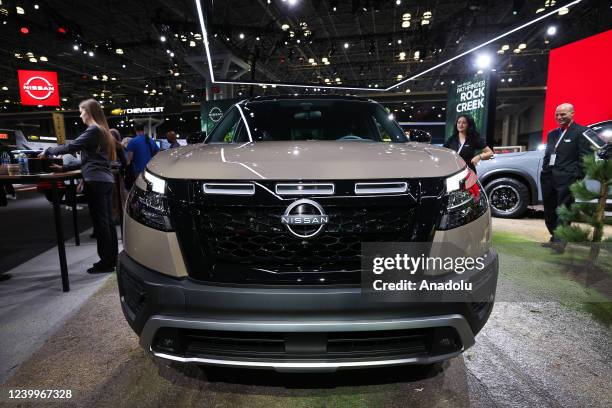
[457,139,466,154]
[553,128,568,153]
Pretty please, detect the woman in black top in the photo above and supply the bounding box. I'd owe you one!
[444,114,494,172]
[41,99,118,274]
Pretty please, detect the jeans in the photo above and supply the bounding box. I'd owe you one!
[85,181,118,268]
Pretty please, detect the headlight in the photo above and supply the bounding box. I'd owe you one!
[438,167,488,230]
[126,171,172,231]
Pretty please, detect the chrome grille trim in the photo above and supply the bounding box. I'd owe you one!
[203,183,255,196]
[275,183,335,196]
[354,182,408,195]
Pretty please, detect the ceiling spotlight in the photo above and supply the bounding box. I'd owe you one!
[16,6,25,15]
[39,56,48,62]
[115,48,124,55]
[88,51,94,57]
[423,11,432,19]
[170,52,175,57]
[344,42,349,49]
[122,64,126,68]
[34,4,40,10]
[397,39,402,44]
[558,7,569,15]
[501,44,510,51]
[281,24,290,31]
[402,21,410,28]
[239,33,245,39]
[402,13,411,20]
[160,35,167,42]
[73,44,79,51]
[508,78,513,82]
[475,53,492,69]
[546,26,557,36]
[395,0,401,5]
[189,40,196,47]
[518,43,527,49]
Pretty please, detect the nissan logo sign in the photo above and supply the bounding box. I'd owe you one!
[23,76,55,100]
[209,107,223,122]
[281,199,329,238]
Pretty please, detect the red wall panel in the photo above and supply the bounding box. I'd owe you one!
[543,30,612,141]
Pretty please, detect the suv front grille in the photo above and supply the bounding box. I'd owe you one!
[198,206,415,267]
[167,179,445,285]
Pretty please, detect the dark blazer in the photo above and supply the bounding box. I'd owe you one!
[542,121,594,182]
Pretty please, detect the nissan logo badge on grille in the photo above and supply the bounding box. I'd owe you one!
[281,199,329,238]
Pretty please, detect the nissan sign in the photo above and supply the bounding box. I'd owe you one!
[18,70,60,106]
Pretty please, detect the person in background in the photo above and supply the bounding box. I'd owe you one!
[109,128,128,223]
[0,141,16,206]
[41,98,118,274]
[540,103,604,252]
[166,130,180,149]
[126,123,158,175]
[444,114,494,173]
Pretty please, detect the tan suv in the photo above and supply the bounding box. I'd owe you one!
[118,96,498,371]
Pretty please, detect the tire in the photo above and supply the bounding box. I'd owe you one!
[484,177,530,218]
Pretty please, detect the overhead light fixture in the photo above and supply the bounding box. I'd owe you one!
[413,50,420,60]
[1,86,8,91]
[513,48,521,53]
[402,13,411,20]
[34,4,40,10]
[518,43,527,49]
[475,53,492,69]
[547,25,557,35]
[281,23,290,31]
[16,6,24,14]
[73,44,79,51]
[401,21,410,28]
[160,35,167,42]
[344,42,349,48]
[189,40,196,47]
[115,48,124,54]
[558,7,569,14]
[421,19,430,26]
[423,11,432,19]
[239,33,245,39]
[397,39,402,44]
[397,74,403,80]
[29,57,37,63]
[20,27,29,34]
[39,56,48,62]
[88,51,94,57]
[501,44,510,50]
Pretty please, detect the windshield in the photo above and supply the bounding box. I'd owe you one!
[207,99,408,143]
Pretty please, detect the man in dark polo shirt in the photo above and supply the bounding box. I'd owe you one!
[540,103,604,252]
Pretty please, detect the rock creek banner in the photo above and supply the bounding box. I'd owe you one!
[200,99,238,134]
[444,72,497,147]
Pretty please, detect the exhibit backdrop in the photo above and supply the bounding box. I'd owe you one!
[444,72,497,147]
[543,29,612,141]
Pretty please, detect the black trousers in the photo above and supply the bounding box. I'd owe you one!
[85,181,118,268]
[540,171,574,239]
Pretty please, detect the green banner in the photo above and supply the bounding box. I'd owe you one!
[445,72,497,146]
[200,99,238,133]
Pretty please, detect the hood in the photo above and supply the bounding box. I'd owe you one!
[147,141,466,180]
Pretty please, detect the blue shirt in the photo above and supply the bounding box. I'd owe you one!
[127,134,159,173]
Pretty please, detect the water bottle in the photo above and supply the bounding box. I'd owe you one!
[0,152,10,166]
[17,153,29,175]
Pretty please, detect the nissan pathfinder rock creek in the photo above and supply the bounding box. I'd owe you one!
[118,96,498,372]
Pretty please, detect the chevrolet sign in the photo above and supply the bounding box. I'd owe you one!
[111,106,164,115]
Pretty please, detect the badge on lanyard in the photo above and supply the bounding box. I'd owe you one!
[549,128,567,166]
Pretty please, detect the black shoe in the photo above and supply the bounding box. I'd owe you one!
[551,241,566,254]
[87,265,115,274]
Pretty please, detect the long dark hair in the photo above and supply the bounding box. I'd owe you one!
[452,114,481,144]
[79,99,117,161]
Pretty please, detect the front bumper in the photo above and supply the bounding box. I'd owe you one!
[117,248,498,372]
